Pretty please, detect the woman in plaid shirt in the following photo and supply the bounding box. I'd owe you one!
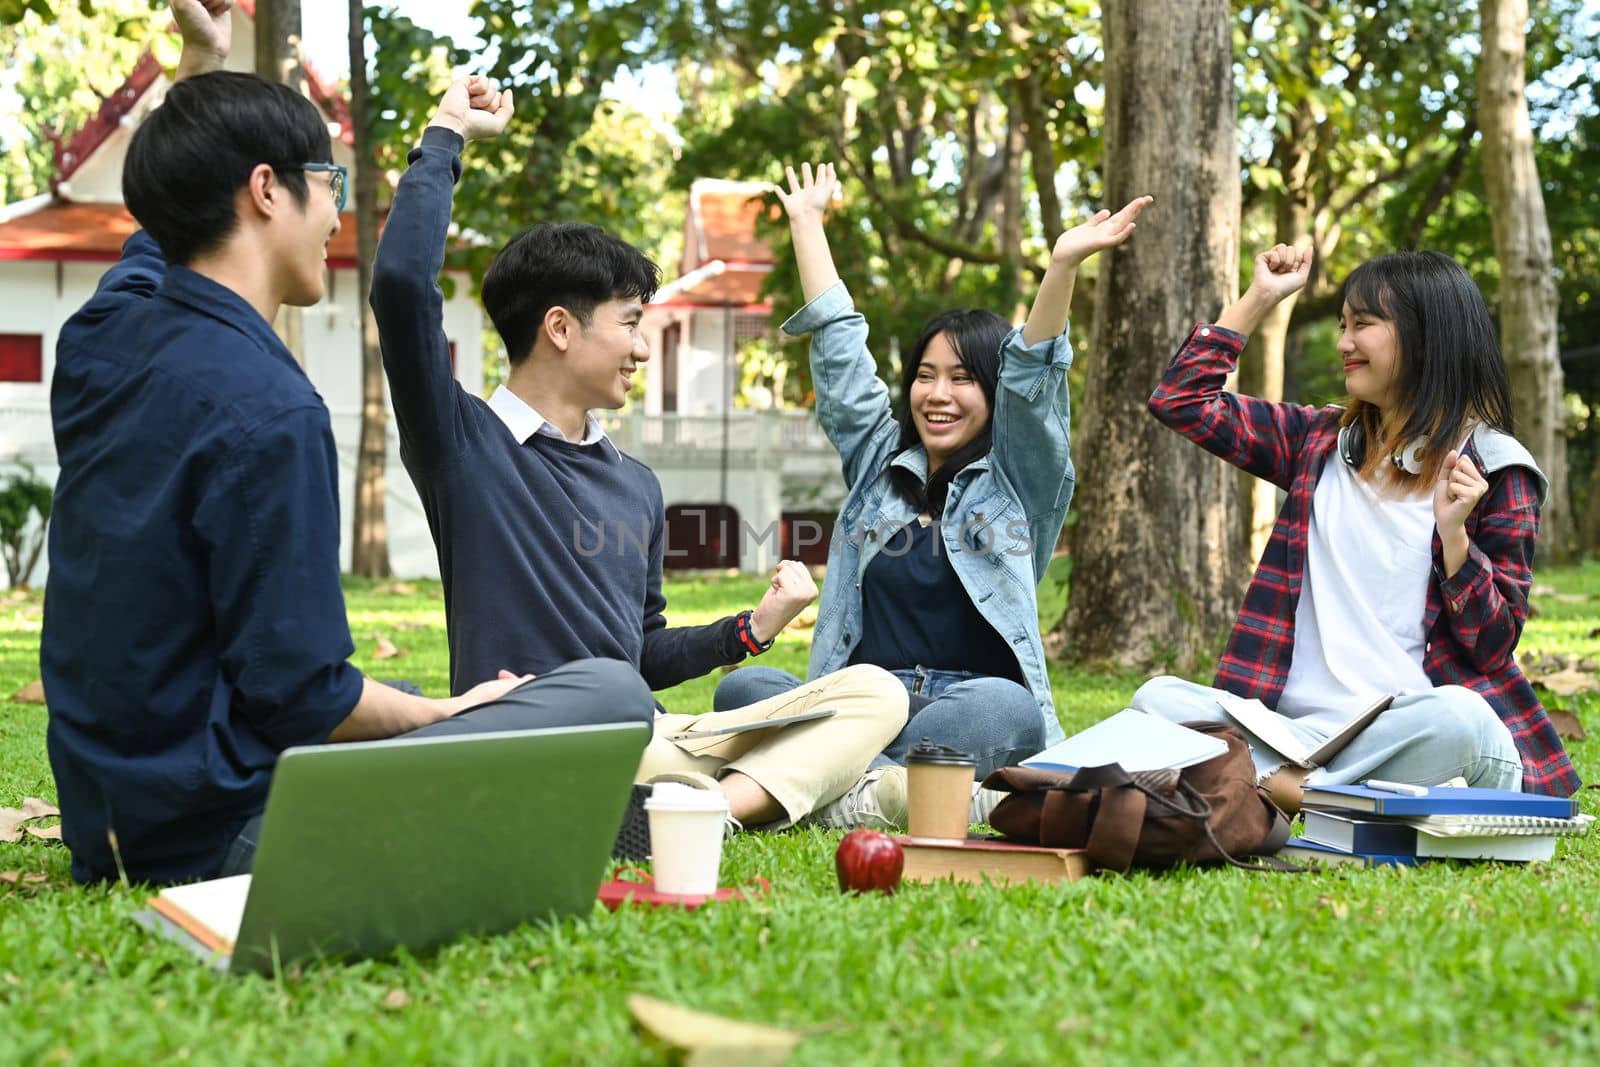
[1131,244,1578,807]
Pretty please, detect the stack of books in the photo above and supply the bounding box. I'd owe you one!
[1283,782,1594,867]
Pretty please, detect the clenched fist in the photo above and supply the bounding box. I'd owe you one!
[748,560,819,644]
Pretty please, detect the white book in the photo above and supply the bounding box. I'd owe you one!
[1022,708,1228,774]
[1214,693,1394,769]
[1413,833,1558,862]
[147,874,252,956]
[1402,813,1595,838]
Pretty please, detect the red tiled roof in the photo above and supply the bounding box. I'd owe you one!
[55,3,354,190]
[0,200,375,268]
[692,184,777,265]
[652,266,772,308]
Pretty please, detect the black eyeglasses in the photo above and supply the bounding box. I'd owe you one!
[300,162,348,213]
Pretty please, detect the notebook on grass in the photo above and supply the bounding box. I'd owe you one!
[136,721,649,974]
[1021,708,1228,774]
[1299,783,1580,818]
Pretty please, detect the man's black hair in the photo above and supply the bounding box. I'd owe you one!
[482,223,661,365]
[123,71,332,265]
[889,308,1011,517]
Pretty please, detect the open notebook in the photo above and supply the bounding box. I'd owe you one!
[1215,692,1394,769]
[1021,708,1228,774]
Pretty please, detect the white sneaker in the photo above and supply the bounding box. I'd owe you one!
[970,782,1008,826]
[803,766,908,829]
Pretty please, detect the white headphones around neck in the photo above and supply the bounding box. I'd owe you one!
[1336,422,1429,475]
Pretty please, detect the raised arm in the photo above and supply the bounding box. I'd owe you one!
[1148,244,1323,489]
[171,0,230,82]
[990,198,1153,578]
[1021,196,1152,345]
[777,162,843,304]
[371,77,513,468]
[776,163,897,487]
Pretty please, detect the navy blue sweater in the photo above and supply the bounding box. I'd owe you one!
[372,127,745,695]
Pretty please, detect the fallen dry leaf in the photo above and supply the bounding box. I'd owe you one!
[22,797,58,819]
[1531,584,1558,597]
[382,988,410,1010]
[0,871,50,890]
[1531,667,1599,697]
[1,798,62,843]
[1547,708,1588,741]
[629,994,801,1067]
[11,680,44,704]
[23,824,61,842]
[373,637,401,661]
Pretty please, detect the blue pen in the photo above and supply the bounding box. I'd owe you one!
[1365,778,1428,797]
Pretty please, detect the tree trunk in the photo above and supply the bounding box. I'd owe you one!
[1059,0,1245,668]
[255,0,308,368]
[1478,0,1571,560]
[347,0,390,578]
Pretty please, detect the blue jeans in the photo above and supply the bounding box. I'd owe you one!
[714,665,1044,778]
[1129,675,1523,790]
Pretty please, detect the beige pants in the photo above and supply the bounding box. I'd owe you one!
[635,664,907,826]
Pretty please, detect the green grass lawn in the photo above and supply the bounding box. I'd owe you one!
[3,563,1599,1065]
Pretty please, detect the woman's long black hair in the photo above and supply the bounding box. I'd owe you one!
[1338,250,1514,487]
[888,309,1011,516]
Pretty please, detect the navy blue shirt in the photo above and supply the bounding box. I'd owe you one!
[850,519,1025,683]
[372,127,745,696]
[42,234,364,884]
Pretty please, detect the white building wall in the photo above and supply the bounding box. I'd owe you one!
[680,309,731,416]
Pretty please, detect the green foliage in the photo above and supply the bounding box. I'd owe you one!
[0,461,50,589]
[3,567,1600,1062]
[0,0,155,203]
[666,1,1106,389]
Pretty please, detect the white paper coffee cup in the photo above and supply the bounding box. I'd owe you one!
[645,782,728,896]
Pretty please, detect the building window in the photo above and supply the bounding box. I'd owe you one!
[0,334,43,383]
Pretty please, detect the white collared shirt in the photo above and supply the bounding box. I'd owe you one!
[487,385,607,446]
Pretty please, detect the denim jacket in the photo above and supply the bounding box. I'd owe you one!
[785,282,1074,745]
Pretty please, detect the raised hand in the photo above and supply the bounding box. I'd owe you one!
[1051,195,1154,267]
[1246,243,1313,305]
[172,0,232,78]
[1433,448,1488,536]
[429,75,515,143]
[747,559,819,645]
[775,162,838,224]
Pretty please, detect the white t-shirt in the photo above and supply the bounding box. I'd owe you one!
[1277,456,1434,733]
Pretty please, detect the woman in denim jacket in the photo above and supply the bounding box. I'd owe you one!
[714,162,1152,824]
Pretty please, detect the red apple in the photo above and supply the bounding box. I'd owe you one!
[834,829,904,895]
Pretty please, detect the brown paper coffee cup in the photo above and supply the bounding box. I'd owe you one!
[906,740,976,840]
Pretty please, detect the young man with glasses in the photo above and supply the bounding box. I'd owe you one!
[42,0,654,886]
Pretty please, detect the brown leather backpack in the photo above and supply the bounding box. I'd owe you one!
[982,721,1295,872]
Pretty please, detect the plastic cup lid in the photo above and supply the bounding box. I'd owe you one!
[644,782,730,814]
[905,738,976,767]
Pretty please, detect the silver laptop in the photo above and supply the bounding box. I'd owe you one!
[155,721,648,974]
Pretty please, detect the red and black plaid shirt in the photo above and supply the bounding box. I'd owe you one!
[1149,323,1579,797]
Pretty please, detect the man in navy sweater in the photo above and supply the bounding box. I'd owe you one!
[41,1,654,885]
[373,79,910,830]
